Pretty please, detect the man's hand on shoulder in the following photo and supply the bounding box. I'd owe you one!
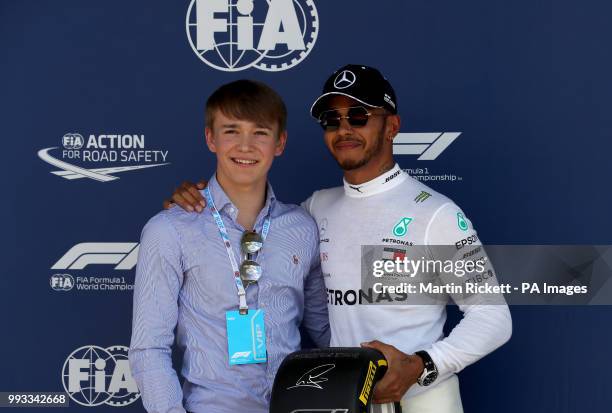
[361,340,424,404]
[163,180,207,212]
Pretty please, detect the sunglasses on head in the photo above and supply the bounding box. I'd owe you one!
[317,106,387,131]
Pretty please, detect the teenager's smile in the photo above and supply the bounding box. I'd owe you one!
[230,157,259,167]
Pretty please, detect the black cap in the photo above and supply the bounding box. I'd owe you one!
[310,64,397,119]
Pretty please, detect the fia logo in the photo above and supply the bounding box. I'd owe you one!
[62,133,84,150]
[62,345,140,407]
[186,0,319,72]
[50,274,74,291]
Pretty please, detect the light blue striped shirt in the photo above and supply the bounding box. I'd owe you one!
[129,175,330,413]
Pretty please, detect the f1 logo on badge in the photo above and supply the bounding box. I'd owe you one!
[52,243,139,271]
[231,351,252,360]
[393,132,461,160]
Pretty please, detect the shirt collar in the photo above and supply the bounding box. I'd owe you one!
[343,163,407,198]
[205,174,277,222]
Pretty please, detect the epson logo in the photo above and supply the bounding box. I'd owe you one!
[455,234,479,250]
[186,0,319,72]
[393,132,461,160]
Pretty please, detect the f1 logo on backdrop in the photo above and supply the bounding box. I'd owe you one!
[50,243,137,292]
[52,243,139,271]
[393,133,461,160]
[62,345,140,407]
[186,0,319,72]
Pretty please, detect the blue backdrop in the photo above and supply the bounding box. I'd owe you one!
[1,0,611,412]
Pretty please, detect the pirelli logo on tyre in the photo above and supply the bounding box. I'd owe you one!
[358,361,377,405]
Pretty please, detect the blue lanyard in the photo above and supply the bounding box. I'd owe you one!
[203,187,271,313]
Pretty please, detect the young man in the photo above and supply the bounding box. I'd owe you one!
[166,65,512,413]
[129,80,330,413]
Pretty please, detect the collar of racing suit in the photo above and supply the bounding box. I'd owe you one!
[343,163,407,198]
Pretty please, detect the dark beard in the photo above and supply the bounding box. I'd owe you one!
[335,129,385,171]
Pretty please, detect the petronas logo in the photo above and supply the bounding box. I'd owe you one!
[414,191,431,203]
[392,218,413,237]
[457,213,468,231]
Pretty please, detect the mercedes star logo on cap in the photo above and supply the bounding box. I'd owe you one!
[333,70,356,89]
